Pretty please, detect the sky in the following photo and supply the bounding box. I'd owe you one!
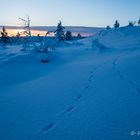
[0,0,140,27]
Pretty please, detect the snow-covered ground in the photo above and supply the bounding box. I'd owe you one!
[0,26,140,140]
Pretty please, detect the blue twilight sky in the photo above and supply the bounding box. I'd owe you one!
[0,0,140,27]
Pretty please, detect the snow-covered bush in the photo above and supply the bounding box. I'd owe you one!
[22,36,33,51]
[34,37,56,53]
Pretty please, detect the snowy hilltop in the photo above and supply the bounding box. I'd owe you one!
[0,26,140,140]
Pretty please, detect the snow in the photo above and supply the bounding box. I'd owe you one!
[0,26,140,140]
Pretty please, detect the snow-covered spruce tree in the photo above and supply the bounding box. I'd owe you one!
[128,21,136,27]
[65,31,72,41]
[138,19,140,26]
[114,20,120,28]
[55,21,65,42]
[1,26,9,46]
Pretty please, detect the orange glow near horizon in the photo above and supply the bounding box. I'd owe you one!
[0,28,91,37]
[2,29,54,37]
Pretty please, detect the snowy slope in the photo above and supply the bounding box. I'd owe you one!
[0,26,140,140]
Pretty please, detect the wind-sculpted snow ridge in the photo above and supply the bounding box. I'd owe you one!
[79,26,140,50]
[95,26,140,49]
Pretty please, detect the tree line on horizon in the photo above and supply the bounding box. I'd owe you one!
[106,18,140,30]
[0,16,83,47]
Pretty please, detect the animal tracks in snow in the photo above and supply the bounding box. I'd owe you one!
[39,63,105,136]
[136,88,140,94]
[39,123,55,135]
[88,75,94,82]
[112,55,140,95]
[62,106,75,115]
[62,67,99,115]
[76,94,82,100]
[129,80,135,86]
[64,106,75,113]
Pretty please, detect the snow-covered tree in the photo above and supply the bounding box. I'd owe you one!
[55,21,65,42]
[138,19,140,26]
[77,33,82,39]
[65,31,72,40]
[128,21,136,27]
[1,26,9,45]
[34,37,56,54]
[106,25,111,30]
[114,20,120,28]
[1,26,8,37]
